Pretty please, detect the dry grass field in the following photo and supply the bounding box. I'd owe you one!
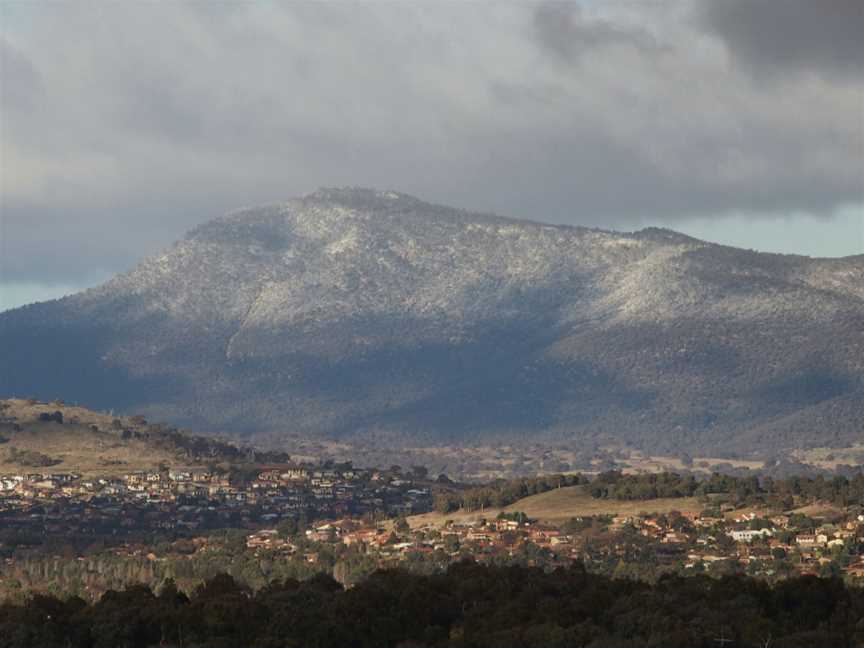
[407,485,702,528]
[617,451,765,474]
[791,444,864,471]
[790,501,846,519]
[3,398,128,430]
[0,399,195,476]
[0,422,187,477]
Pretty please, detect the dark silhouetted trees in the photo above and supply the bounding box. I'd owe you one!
[0,564,861,647]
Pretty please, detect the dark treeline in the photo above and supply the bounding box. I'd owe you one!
[434,474,586,513]
[2,562,863,647]
[589,471,864,508]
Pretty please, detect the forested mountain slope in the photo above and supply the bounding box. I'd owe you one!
[2,188,862,455]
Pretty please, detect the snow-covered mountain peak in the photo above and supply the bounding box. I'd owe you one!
[2,190,861,453]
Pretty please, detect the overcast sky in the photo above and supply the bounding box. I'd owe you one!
[1,0,862,311]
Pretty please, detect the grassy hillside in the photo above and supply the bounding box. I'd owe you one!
[408,485,702,528]
[0,398,283,476]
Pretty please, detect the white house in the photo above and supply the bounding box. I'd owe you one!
[729,528,774,542]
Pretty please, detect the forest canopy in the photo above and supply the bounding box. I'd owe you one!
[1,562,862,648]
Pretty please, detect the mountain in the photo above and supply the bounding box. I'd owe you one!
[2,188,862,456]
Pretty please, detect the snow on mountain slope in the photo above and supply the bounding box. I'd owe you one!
[2,188,862,455]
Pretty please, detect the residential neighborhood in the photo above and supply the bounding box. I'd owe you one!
[243,505,864,584]
[0,464,433,545]
[2,464,864,603]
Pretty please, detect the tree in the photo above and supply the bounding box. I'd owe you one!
[443,534,460,553]
[394,517,411,535]
[434,494,459,515]
[37,411,63,423]
[410,465,429,481]
[277,517,299,540]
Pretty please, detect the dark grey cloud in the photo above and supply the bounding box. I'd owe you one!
[0,37,41,112]
[0,2,861,291]
[533,1,664,62]
[699,0,864,80]
[117,69,209,143]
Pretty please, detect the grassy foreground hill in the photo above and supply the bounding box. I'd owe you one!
[0,398,285,477]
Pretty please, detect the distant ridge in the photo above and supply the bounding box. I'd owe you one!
[2,188,862,456]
